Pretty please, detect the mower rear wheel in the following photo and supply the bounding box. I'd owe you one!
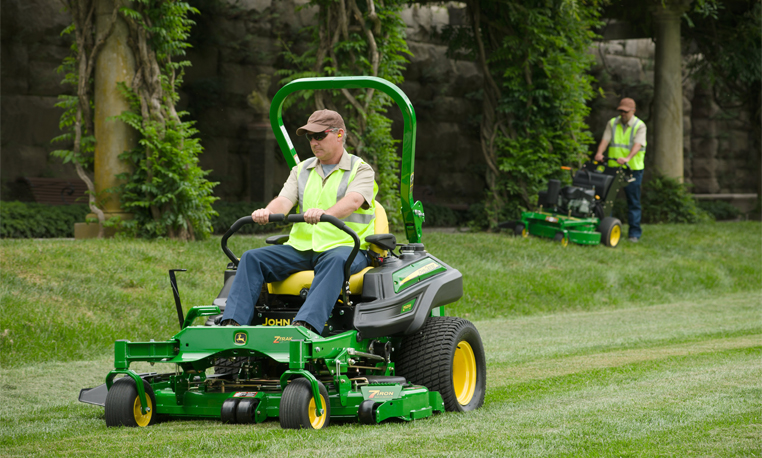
[598,217,622,248]
[280,378,330,429]
[104,377,157,427]
[395,317,486,412]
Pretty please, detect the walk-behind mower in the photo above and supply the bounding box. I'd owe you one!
[501,158,634,248]
[79,77,486,429]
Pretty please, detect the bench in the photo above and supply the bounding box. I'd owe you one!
[17,177,89,205]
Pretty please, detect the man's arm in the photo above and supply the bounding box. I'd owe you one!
[302,192,364,225]
[594,138,610,162]
[252,196,295,224]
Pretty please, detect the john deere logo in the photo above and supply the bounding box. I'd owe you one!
[596,165,605,172]
[401,299,415,314]
[234,332,247,345]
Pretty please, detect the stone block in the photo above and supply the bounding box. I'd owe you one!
[0,95,63,147]
[603,55,645,82]
[692,157,717,178]
[428,96,479,123]
[1,42,30,94]
[2,0,71,44]
[727,130,749,153]
[196,107,253,138]
[220,63,259,95]
[184,47,219,83]
[225,0,272,13]
[28,60,66,96]
[691,119,716,138]
[401,4,450,41]
[690,177,719,194]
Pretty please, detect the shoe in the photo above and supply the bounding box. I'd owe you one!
[220,319,240,326]
[292,320,316,333]
[628,237,639,243]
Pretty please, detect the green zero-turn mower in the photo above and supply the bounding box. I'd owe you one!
[501,157,635,248]
[79,76,486,429]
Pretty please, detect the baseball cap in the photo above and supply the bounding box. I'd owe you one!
[617,98,636,111]
[296,109,346,136]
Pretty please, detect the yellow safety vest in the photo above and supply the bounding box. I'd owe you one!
[286,155,377,252]
[608,116,646,171]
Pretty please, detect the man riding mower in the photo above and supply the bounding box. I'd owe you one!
[79,76,487,430]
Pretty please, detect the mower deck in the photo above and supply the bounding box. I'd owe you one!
[520,210,602,246]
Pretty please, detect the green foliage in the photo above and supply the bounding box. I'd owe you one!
[278,0,411,230]
[697,199,742,221]
[613,174,712,224]
[115,84,218,239]
[0,202,89,238]
[441,0,602,228]
[114,1,217,239]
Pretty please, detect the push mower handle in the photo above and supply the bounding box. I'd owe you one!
[221,214,361,287]
[595,154,633,172]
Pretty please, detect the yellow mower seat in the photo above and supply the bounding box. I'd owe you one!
[267,203,389,296]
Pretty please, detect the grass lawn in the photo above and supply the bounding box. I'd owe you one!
[0,221,760,456]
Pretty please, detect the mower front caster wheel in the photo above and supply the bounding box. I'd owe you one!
[358,400,382,424]
[280,378,330,429]
[104,377,157,427]
[514,224,525,237]
[553,232,568,247]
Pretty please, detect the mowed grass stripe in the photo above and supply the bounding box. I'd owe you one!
[489,335,760,383]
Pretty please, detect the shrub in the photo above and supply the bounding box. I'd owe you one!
[1,202,89,238]
[211,201,275,235]
[697,200,742,221]
[421,203,467,228]
[612,174,712,224]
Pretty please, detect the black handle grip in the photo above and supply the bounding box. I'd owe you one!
[220,214,286,266]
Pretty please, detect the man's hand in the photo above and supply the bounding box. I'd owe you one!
[302,208,326,225]
[594,153,604,162]
[616,157,629,165]
[252,208,273,225]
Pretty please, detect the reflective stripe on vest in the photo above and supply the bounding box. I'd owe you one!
[287,154,377,252]
[608,116,646,170]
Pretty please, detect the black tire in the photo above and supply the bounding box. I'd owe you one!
[358,399,381,425]
[395,316,486,412]
[514,224,525,236]
[236,398,259,424]
[280,378,330,429]
[105,377,157,427]
[598,216,622,248]
[221,397,240,423]
[214,357,244,377]
[553,232,568,247]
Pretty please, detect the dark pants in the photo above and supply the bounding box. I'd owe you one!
[624,169,643,239]
[221,244,369,333]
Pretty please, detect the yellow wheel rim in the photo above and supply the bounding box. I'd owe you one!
[522,228,528,238]
[132,393,153,427]
[453,341,477,406]
[561,236,568,247]
[308,394,327,429]
[610,224,621,247]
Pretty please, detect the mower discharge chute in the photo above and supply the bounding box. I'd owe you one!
[503,158,634,248]
[79,77,486,429]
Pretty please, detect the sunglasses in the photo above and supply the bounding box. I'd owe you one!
[306,129,334,142]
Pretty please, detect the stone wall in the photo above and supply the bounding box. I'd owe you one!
[1,1,757,210]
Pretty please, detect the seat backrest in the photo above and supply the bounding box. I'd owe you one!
[370,201,389,256]
[572,170,614,199]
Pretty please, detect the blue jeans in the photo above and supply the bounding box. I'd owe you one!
[624,169,643,239]
[221,244,369,333]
